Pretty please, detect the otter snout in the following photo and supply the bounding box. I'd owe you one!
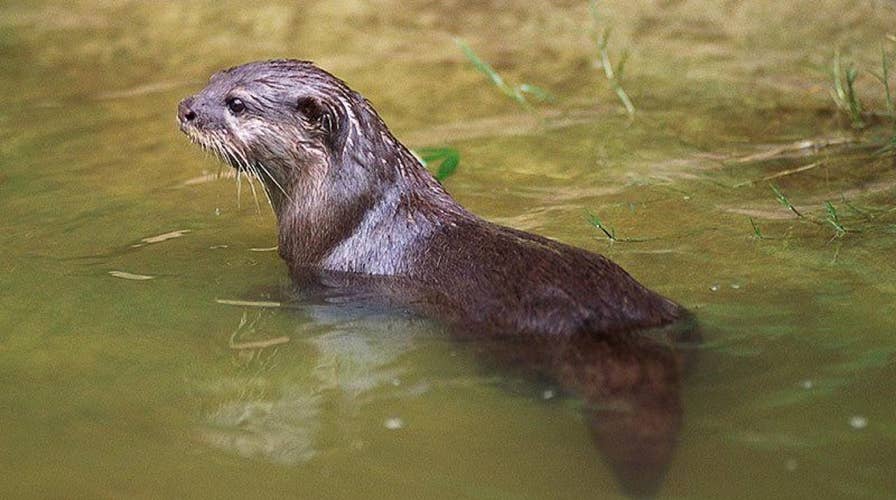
[177,97,198,130]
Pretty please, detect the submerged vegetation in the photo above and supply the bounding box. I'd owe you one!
[749,217,765,240]
[831,36,896,144]
[831,50,865,129]
[726,37,896,243]
[585,209,617,242]
[873,39,896,155]
[588,0,635,117]
[447,9,892,248]
[770,183,850,239]
[746,36,896,241]
[770,184,803,219]
[455,38,554,112]
[585,209,647,243]
[762,184,890,240]
[454,2,637,119]
[823,201,847,238]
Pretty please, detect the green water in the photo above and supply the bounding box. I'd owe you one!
[2,1,895,498]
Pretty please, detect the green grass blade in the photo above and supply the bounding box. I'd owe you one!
[585,209,616,241]
[518,84,555,103]
[417,147,461,181]
[771,184,803,218]
[824,201,847,237]
[455,38,545,111]
[749,217,764,239]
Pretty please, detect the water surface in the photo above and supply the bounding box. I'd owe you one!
[2,1,895,498]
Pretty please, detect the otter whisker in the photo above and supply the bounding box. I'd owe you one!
[206,131,268,213]
[211,134,246,209]
[227,142,264,213]
[234,147,254,175]
[187,124,286,212]
[235,165,244,209]
[212,141,225,179]
[244,164,262,213]
[207,134,227,165]
[225,141,248,172]
[244,162,273,208]
[249,163,275,211]
[189,131,238,184]
[256,162,293,203]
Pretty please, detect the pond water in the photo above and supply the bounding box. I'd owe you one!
[2,1,895,498]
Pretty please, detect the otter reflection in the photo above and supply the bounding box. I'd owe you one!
[294,269,698,498]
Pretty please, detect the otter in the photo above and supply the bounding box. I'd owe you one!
[178,60,696,496]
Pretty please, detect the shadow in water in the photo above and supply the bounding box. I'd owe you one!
[446,320,699,497]
[286,269,701,498]
[200,270,699,496]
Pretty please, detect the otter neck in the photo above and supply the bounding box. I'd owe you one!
[275,133,467,276]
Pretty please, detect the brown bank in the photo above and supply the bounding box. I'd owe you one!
[178,60,698,497]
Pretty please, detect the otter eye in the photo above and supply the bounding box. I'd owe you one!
[226,97,246,114]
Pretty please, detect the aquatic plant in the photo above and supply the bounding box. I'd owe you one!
[586,209,617,241]
[416,147,461,181]
[831,38,896,150]
[749,217,765,240]
[455,38,554,111]
[881,135,896,156]
[770,184,803,218]
[824,201,847,238]
[768,185,857,239]
[585,209,648,242]
[589,0,635,117]
[831,50,865,129]
[871,44,894,120]
[871,40,896,155]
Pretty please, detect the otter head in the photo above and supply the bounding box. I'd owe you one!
[177,60,370,212]
[178,60,447,268]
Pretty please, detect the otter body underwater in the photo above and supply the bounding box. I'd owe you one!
[178,60,698,496]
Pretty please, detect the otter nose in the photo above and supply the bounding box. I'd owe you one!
[178,98,197,123]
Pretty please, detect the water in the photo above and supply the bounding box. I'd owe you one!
[2,1,896,498]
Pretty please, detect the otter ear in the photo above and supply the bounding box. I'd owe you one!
[296,96,347,153]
